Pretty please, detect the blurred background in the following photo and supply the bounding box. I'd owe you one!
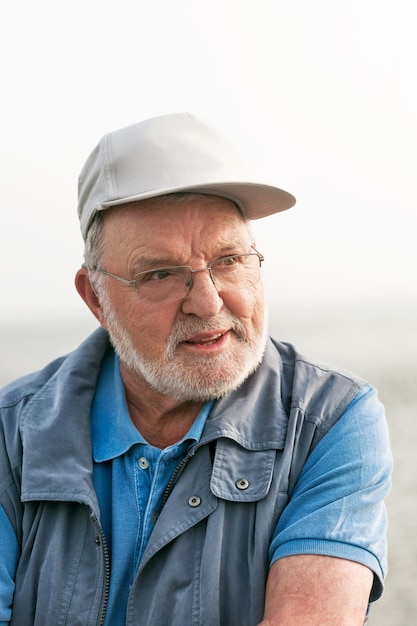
[1,2,416,623]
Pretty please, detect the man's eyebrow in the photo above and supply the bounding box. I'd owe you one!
[132,257,181,272]
[131,241,250,272]
[212,240,250,256]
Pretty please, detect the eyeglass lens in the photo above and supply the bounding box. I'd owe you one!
[136,253,262,302]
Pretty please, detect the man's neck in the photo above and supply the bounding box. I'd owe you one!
[120,363,205,449]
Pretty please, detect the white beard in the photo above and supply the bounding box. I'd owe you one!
[99,291,267,402]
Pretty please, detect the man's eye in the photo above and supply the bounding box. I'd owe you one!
[147,269,172,281]
[217,256,238,267]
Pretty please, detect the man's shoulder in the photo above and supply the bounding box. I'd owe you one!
[271,338,365,381]
[268,337,368,446]
[0,327,109,410]
[270,337,366,395]
[0,357,66,409]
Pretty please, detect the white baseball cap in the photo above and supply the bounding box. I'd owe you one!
[78,112,296,239]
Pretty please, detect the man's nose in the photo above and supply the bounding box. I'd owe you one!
[180,269,223,318]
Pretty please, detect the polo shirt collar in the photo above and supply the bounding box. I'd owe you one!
[92,349,145,462]
[91,348,214,463]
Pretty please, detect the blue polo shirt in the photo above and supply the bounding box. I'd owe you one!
[91,348,214,625]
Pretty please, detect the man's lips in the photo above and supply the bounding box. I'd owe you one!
[183,330,229,346]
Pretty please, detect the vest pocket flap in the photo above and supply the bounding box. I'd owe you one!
[210,439,276,502]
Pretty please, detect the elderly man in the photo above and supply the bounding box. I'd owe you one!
[0,113,391,625]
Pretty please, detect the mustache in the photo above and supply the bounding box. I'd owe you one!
[166,313,247,350]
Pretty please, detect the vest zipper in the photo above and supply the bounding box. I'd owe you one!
[161,439,216,508]
[92,515,111,625]
[161,455,190,508]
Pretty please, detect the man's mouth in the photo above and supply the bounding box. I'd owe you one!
[184,331,228,346]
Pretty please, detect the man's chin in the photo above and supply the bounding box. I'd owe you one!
[107,315,266,403]
[144,347,264,403]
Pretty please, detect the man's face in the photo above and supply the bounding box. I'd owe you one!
[96,195,267,402]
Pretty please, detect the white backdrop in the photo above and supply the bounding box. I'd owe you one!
[1,0,416,320]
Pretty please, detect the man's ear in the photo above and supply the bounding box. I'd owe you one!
[75,268,108,329]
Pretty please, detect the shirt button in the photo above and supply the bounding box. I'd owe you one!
[236,478,249,490]
[138,456,149,470]
[188,495,201,507]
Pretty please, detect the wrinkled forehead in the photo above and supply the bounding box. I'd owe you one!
[100,194,253,260]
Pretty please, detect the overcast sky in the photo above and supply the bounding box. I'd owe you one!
[1,0,416,322]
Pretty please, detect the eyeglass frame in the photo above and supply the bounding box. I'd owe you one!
[83,245,264,299]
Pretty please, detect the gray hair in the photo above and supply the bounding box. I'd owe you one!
[83,210,107,295]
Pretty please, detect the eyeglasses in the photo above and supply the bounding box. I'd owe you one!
[85,246,264,303]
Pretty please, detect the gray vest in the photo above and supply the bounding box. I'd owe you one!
[1,330,364,625]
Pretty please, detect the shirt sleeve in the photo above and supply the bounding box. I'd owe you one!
[0,505,19,624]
[269,384,392,602]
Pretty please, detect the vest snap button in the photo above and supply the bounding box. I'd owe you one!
[236,478,249,490]
[188,495,201,507]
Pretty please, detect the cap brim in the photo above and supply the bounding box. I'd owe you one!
[98,181,296,220]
